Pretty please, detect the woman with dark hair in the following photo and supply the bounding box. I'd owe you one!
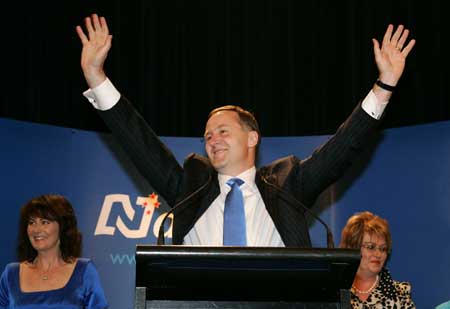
[0,194,108,308]
[340,211,415,308]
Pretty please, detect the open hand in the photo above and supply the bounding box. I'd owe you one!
[76,14,112,88]
[372,24,416,87]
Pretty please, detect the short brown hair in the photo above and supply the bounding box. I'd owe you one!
[17,194,82,263]
[208,105,261,146]
[339,211,392,255]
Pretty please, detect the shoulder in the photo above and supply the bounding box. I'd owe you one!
[1,263,20,295]
[76,257,92,265]
[183,153,215,179]
[74,258,98,274]
[393,279,412,295]
[72,258,102,284]
[258,155,300,174]
[2,262,20,277]
[381,268,412,295]
[67,259,107,307]
[392,280,415,308]
[77,257,98,268]
[379,268,414,307]
[4,262,20,271]
[184,153,212,168]
[256,155,301,188]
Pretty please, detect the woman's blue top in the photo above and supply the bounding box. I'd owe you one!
[0,258,108,309]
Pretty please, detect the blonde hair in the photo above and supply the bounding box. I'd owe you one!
[339,211,392,255]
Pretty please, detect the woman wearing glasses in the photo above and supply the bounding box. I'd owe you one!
[340,211,415,308]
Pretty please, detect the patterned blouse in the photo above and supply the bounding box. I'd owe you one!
[350,268,415,309]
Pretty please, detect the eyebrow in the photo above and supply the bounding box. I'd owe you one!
[363,241,387,246]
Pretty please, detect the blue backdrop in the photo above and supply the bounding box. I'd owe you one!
[1,117,449,308]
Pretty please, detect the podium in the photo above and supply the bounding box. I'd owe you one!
[135,245,360,309]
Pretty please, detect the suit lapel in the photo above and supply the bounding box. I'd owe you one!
[255,172,284,234]
[193,176,220,224]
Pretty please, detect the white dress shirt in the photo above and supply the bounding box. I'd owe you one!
[183,167,285,246]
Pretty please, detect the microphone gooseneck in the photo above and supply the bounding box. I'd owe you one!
[262,176,335,248]
[157,173,212,245]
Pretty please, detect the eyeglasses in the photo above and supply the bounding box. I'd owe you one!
[361,242,388,254]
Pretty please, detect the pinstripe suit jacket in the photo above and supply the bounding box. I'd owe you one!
[98,97,379,247]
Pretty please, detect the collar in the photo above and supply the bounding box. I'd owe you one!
[218,166,257,193]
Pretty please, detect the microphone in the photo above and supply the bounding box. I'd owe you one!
[262,176,335,248]
[157,173,212,245]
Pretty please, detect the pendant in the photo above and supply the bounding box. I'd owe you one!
[42,275,49,280]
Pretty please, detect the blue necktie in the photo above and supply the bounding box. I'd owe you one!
[223,178,246,246]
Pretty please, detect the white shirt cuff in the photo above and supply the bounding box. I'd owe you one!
[82,78,121,111]
[361,90,388,120]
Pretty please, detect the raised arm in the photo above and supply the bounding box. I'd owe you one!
[76,14,112,89]
[75,14,184,204]
[298,25,416,206]
[372,24,416,102]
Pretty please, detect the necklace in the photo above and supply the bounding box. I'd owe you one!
[40,263,52,281]
[33,258,54,281]
[352,275,379,294]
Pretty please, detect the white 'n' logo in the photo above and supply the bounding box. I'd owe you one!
[94,194,172,239]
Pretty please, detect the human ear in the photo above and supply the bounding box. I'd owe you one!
[247,131,258,148]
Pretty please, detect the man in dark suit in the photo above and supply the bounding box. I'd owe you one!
[76,14,415,247]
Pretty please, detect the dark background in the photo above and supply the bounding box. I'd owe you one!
[0,0,447,137]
